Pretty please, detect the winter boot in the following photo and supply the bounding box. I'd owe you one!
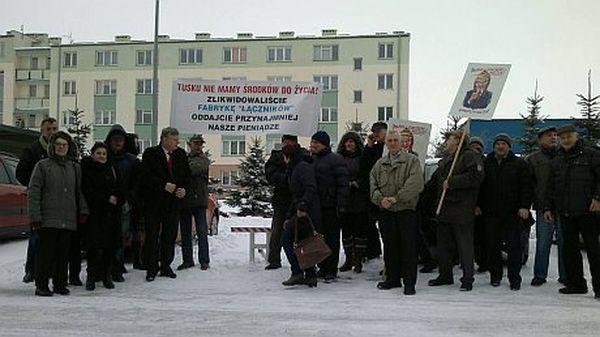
[282,274,305,286]
[85,277,95,291]
[354,238,368,274]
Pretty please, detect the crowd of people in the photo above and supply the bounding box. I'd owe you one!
[18,118,211,296]
[265,122,600,300]
[16,117,600,301]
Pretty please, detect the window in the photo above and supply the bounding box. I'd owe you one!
[95,50,118,66]
[136,50,153,66]
[0,161,10,184]
[136,110,153,124]
[63,81,77,96]
[95,110,116,125]
[313,45,339,61]
[43,84,50,99]
[223,47,247,63]
[353,90,362,103]
[179,48,202,64]
[378,43,394,59]
[137,139,152,153]
[222,139,246,156]
[46,57,51,70]
[378,74,394,90]
[267,76,292,82]
[221,170,239,186]
[95,80,117,95]
[267,46,292,62]
[313,75,338,91]
[0,42,4,57]
[378,106,393,121]
[222,76,247,81]
[354,57,362,70]
[27,114,36,128]
[266,134,282,152]
[64,52,77,67]
[62,110,76,126]
[320,107,338,122]
[136,79,153,94]
[29,85,37,98]
[30,57,38,70]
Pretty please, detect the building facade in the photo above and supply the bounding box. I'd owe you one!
[1,29,410,185]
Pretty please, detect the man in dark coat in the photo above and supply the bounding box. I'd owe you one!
[544,125,600,300]
[469,137,488,273]
[478,134,533,290]
[140,127,191,282]
[527,127,567,286]
[264,134,298,270]
[105,125,141,281]
[16,117,58,284]
[310,131,349,282]
[428,130,484,291]
[361,122,388,259]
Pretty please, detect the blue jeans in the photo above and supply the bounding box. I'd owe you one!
[180,207,210,265]
[114,209,130,275]
[533,210,566,281]
[281,223,316,277]
[25,229,39,273]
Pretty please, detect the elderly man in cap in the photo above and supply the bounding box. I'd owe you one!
[545,125,600,299]
[526,127,567,287]
[310,130,349,282]
[178,134,211,271]
[478,133,533,290]
[264,134,301,270]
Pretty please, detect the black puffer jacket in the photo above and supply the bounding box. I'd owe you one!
[312,147,349,209]
[81,157,123,250]
[265,149,292,209]
[287,151,321,229]
[478,151,533,223]
[545,140,600,216]
[16,136,49,186]
[337,132,369,213]
[426,147,484,225]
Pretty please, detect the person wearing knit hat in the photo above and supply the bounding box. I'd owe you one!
[493,133,512,148]
[469,136,485,155]
[309,130,350,282]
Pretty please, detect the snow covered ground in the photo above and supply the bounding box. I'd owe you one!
[1,209,599,337]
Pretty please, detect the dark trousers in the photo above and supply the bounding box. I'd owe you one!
[68,230,82,282]
[561,214,600,293]
[35,228,71,290]
[87,248,115,281]
[366,205,382,258]
[340,211,368,258]
[379,210,418,287]
[267,206,288,266]
[143,208,179,273]
[180,206,210,265]
[416,215,436,267]
[281,220,317,277]
[25,229,39,274]
[316,208,341,276]
[484,217,523,285]
[437,221,475,284]
[474,215,488,270]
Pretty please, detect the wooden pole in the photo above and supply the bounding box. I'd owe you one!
[435,121,469,215]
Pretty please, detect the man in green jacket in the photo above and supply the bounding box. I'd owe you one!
[370,130,424,295]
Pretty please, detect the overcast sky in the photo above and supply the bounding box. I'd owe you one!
[2,0,599,133]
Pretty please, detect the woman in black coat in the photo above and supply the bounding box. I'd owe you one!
[81,142,123,291]
[280,143,321,288]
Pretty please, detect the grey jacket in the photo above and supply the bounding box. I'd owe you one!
[370,151,424,212]
[27,133,89,231]
[184,151,211,209]
[526,148,557,210]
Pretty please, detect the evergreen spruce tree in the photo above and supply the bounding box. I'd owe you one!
[518,81,546,156]
[226,137,273,217]
[66,101,91,159]
[433,116,461,157]
[574,70,600,145]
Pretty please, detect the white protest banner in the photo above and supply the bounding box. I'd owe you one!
[449,63,511,120]
[386,119,432,169]
[170,79,322,136]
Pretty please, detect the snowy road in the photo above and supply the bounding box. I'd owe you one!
[0,214,599,337]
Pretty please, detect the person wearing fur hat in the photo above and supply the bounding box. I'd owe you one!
[477,133,533,290]
[27,131,89,296]
[462,70,493,109]
[309,130,349,282]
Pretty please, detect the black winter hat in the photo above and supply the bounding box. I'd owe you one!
[493,133,512,148]
[311,131,331,146]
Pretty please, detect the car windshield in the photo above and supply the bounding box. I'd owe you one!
[3,158,20,185]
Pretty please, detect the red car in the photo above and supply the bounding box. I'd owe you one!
[0,152,29,238]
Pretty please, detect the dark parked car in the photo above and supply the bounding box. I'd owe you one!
[0,152,29,238]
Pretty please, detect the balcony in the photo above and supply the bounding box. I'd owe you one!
[16,69,49,81]
[14,98,50,110]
